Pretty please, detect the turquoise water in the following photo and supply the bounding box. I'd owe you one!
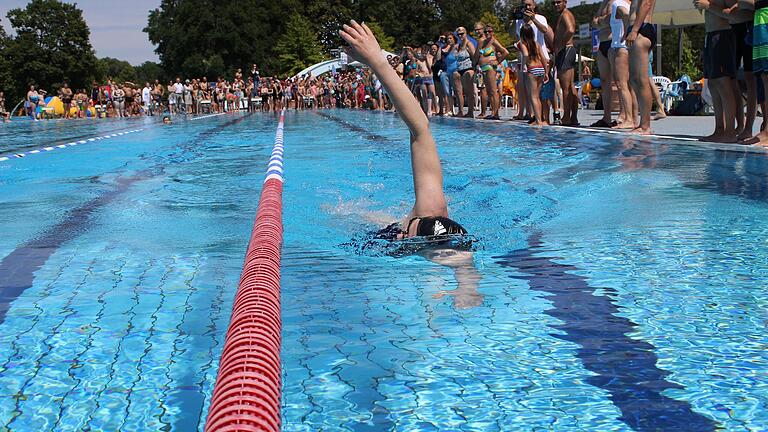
[1,111,767,431]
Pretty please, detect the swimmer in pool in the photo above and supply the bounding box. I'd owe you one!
[340,20,483,309]
[340,20,467,241]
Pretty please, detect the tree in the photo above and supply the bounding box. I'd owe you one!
[134,61,167,85]
[478,11,514,49]
[275,13,326,76]
[366,20,395,52]
[436,0,496,31]
[145,0,302,77]
[4,0,97,99]
[0,21,12,102]
[97,57,137,83]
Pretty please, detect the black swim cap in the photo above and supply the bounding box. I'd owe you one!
[416,216,467,237]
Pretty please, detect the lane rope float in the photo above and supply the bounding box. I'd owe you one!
[205,109,285,432]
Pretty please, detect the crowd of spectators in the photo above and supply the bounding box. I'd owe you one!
[7,0,768,147]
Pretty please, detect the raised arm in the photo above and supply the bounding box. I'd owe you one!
[340,20,447,217]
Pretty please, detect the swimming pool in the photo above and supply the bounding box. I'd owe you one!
[1,111,767,431]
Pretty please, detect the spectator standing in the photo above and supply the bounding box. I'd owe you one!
[553,0,579,126]
[591,0,616,127]
[726,0,757,141]
[695,0,739,142]
[515,0,553,121]
[625,0,657,134]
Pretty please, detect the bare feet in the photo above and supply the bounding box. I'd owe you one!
[700,132,722,142]
[743,130,768,145]
[736,130,753,142]
[652,112,667,121]
[714,133,739,143]
[630,127,652,135]
[613,121,635,130]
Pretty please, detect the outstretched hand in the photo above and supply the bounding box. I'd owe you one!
[339,20,384,68]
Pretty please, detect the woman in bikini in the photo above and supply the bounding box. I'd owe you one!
[519,24,549,126]
[454,27,477,118]
[475,24,509,120]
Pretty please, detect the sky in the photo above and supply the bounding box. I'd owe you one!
[0,0,598,66]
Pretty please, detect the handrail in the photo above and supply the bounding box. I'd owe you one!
[205,110,286,432]
[10,99,26,118]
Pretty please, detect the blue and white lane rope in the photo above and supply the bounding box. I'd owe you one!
[265,110,285,183]
[0,129,143,163]
[189,112,228,121]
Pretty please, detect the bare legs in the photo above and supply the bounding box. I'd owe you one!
[610,47,635,129]
[527,73,545,126]
[596,49,612,125]
[705,77,738,143]
[483,68,500,118]
[514,69,529,119]
[628,35,653,134]
[558,67,578,125]
[460,70,476,118]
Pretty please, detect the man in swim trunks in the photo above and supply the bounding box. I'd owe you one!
[553,0,579,126]
[695,0,739,142]
[624,0,656,135]
[59,82,73,119]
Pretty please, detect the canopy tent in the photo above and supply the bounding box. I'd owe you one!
[653,0,704,27]
[649,1,705,77]
[293,49,396,79]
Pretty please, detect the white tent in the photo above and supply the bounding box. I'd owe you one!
[293,49,396,79]
[653,0,704,26]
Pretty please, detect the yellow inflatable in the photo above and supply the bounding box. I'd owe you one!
[68,106,97,117]
[45,96,65,116]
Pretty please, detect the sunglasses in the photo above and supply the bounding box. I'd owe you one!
[457,32,465,36]
[474,28,484,32]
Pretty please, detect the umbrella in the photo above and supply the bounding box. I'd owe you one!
[653,0,704,26]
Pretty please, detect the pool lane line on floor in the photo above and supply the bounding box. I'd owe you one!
[495,233,719,431]
[0,129,143,163]
[204,109,285,432]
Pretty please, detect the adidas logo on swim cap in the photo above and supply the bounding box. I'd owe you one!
[433,220,446,235]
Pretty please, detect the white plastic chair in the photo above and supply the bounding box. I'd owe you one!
[651,76,672,109]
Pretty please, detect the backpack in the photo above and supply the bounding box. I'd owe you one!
[670,94,704,116]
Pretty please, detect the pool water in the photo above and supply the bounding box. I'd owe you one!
[1,111,767,431]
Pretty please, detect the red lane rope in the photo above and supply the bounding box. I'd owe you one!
[205,110,285,432]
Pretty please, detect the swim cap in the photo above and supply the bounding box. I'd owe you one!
[416,216,467,237]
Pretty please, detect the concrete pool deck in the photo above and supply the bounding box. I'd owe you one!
[451,107,768,153]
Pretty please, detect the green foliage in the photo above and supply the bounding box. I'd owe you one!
[3,0,97,101]
[478,11,513,48]
[134,61,166,85]
[276,13,326,76]
[97,57,137,83]
[0,21,13,101]
[436,0,496,32]
[366,20,395,52]
[145,0,302,76]
[662,26,704,80]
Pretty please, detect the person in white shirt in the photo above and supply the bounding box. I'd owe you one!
[173,77,184,114]
[142,83,151,115]
[610,0,635,129]
[514,0,553,121]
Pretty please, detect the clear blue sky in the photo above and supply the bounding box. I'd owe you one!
[0,0,598,66]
